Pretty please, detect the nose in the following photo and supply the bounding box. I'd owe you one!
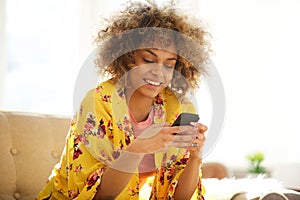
[150,64,164,77]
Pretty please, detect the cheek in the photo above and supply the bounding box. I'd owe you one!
[164,70,174,82]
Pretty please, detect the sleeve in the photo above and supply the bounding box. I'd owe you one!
[149,95,205,200]
[150,150,205,200]
[37,86,122,199]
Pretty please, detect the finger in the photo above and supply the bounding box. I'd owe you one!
[173,134,195,142]
[198,124,208,133]
[177,126,198,135]
[168,125,195,135]
[195,133,205,141]
[168,141,191,148]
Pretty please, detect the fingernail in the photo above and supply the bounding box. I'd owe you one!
[190,122,197,126]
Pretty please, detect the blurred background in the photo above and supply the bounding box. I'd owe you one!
[0,0,299,188]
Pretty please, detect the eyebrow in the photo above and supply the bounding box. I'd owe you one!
[145,49,177,61]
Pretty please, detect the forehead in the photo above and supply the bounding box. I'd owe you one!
[137,48,178,58]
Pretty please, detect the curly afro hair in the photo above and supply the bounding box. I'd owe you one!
[94,0,211,96]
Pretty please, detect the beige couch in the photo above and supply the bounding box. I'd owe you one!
[0,110,70,200]
[0,110,231,200]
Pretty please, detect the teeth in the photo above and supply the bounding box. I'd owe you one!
[144,79,161,86]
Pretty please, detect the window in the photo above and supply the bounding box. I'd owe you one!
[3,0,80,115]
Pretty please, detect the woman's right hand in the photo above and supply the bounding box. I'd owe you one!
[126,123,197,154]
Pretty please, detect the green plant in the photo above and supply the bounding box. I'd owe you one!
[246,152,266,174]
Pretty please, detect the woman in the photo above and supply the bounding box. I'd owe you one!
[37,1,211,199]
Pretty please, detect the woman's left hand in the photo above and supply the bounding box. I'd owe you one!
[188,123,207,159]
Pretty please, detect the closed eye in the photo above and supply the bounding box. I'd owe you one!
[143,58,175,69]
[164,64,174,69]
[143,58,154,63]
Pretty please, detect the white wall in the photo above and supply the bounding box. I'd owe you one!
[0,0,7,105]
[195,0,300,186]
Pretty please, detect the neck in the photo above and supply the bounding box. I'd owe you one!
[126,90,154,122]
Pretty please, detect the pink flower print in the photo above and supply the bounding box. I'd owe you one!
[123,116,130,125]
[117,123,123,131]
[84,123,94,134]
[84,113,97,135]
[155,94,164,105]
[100,150,106,158]
[99,150,112,164]
[112,150,120,159]
[68,190,79,198]
[128,187,135,195]
[86,113,96,126]
[66,164,73,177]
[168,182,175,193]
[73,147,83,160]
[73,136,83,160]
[119,141,124,149]
[101,95,111,103]
[125,134,131,146]
[78,135,89,146]
[179,157,188,165]
[96,85,104,93]
[107,120,113,139]
[97,119,106,138]
[70,118,76,126]
[74,164,83,173]
[167,166,175,180]
[183,149,190,158]
[107,120,113,131]
[127,187,138,196]
[108,135,114,140]
[159,168,165,185]
[154,106,164,119]
[117,88,125,99]
[69,164,73,170]
[124,126,131,133]
[169,166,175,175]
[170,155,177,162]
[86,172,100,191]
[74,135,82,144]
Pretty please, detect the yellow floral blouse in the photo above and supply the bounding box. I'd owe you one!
[37,79,205,200]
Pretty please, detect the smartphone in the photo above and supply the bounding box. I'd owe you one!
[171,113,200,126]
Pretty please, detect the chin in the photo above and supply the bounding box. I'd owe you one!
[139,86,162,99]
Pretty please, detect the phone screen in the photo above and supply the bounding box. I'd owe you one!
[171,113,199,126]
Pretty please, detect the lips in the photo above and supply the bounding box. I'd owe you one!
[143,78,163,86]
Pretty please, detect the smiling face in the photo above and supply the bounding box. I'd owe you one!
[126,48,178,101]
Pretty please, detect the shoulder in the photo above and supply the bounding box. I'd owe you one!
[77,79,117,115]
[82,79,116,101]
[95,79,116,94]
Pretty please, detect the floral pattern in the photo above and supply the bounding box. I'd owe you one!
[68,190,79,198]
[84,112,97,136]
[86,171,100,191]
[37,80,204,200]
[73,135,83,160]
